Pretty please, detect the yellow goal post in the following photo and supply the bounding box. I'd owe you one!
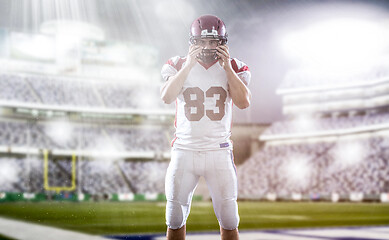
[43,149,77,193]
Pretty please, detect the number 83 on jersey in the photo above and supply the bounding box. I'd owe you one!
[183,86,227,121]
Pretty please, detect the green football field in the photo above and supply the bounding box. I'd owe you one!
[0,201,388,235]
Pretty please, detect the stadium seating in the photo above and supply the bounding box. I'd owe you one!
[279,63,389,90]
[1,69,388,200]
[0,70,174,196]
[262,111,389,137]
[0,72,172,110]
[0,156,169,195]
[0,119,170,152]
[0,74,40,103]
[238,134,389,199]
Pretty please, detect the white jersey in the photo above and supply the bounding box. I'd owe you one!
[161,56,251,151]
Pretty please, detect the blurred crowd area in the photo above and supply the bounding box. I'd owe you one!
[263,110,389,136]
[0,72,171,109]
[0,156,168,195]
[0,119,171,152]
[238,134,389,199]
[1,131,388,199]
[0,71,388,201]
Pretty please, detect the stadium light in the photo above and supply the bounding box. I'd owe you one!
[31,109,39,117]
[92,137,125,160]
[291,114,317,132]
[0,161,18,186]
[104,44,128,63]
[11,33,55,60]
[285,155,311,187]
[40,20,105,41]
[138,90,160,109]
[281,18,388,72]
[44,120,73,145]
[333,141,366,169]
[56,34,80,51]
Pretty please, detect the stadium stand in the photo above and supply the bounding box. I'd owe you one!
[0,156,169,195]
[0,118,170,152]
[0,69,173,196]
[118,161,168,194]
[238,135,389,199]
[239,57,389,201]
[279,62,389,90]
[261,110,389,137]
[79,159,131,195]
[1,59,387,202]
[0,72,172,110]
[0,116,171,194]
[0,73,40,103]
[25,74,102,107]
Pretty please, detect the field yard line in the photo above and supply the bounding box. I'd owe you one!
[0,217,108,240]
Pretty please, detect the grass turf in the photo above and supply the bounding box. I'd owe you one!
[0,201,388,235]
[0,234,16,240]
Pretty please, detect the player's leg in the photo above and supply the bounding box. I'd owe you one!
[165,148,199,239]
[220,226,239,240]
[167,225,186,240]
[205,149,239,239]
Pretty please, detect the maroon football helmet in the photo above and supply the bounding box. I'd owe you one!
[189,15,228,63]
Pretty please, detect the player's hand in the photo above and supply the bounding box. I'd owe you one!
[186,45,203,68]
[216,45,232,70]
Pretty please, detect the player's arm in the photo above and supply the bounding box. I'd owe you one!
[160,45,203,104]
[216,45,251,109]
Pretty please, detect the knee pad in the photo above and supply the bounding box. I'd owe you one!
[219,213,239,230]
[165,200,190,229]
[218,200,240,230]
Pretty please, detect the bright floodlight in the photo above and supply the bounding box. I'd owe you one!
[138,90,160,108]
[104,44,129,63]
[12,33,55,60]
[285,155,311,186]
[282,18,388,71]
[0,160,19,187]
[45,120,73,145]
[40,20,105,41]
[333,140,366,169]
[292,114,317,133]
[93,137,125,160]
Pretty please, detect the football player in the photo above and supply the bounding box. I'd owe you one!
[161,14,251,240]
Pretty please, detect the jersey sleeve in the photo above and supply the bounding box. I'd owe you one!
[161,56,187,81]
[230,58,251,86]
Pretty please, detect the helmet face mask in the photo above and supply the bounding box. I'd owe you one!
[198,48,218,63]
[191,38,225,63]
[189,15,228,63]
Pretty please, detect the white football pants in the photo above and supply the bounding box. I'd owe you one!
[165,148,239,230]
